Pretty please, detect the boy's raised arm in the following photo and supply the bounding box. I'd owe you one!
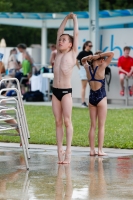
[56,15,69,50]
[72,14,78,53]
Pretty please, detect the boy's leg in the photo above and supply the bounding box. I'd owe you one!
[89,104,97,156]
[130,74,133,95]
[61,93,73,163]
[97,97,107,156]
[119,73,125,95]
[52,95,64,163]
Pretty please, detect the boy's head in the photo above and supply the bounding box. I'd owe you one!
[58,34,73,51]
[123,46,130,58]
[17,43,27,53]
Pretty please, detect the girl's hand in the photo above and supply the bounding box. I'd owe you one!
[87,55,93,61]
[92,54,100,61]
[83,61,89,69]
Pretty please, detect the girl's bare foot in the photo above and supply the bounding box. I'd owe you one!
[57,149,65,164]
[90,149,98,156]
[98,151,107,156]
[62,152,71,164]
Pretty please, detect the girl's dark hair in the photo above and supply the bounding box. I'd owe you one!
[90,50,104,71]
[17,43,27,49]
[94,50,105,60]
[82,41,92,51]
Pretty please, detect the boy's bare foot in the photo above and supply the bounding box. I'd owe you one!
[90,150,98,156]
[98,151,107,156]
[62,152,71,164]
[57,149,65,164]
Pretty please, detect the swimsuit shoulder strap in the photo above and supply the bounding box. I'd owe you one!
[89,66,98,80]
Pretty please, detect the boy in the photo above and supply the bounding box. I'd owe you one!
[52,13,78,164]
[117,46,133,96]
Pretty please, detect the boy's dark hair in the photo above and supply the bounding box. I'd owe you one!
[82,41,92,51]
[17,43,27,49]
[123,46,130,51]
[60,34,73,47]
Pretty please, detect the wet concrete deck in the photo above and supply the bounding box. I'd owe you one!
[0,143,133,200]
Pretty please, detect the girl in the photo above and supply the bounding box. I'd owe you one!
[81,51,114,156]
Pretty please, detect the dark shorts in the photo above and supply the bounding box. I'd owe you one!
[52,87,72,101]
[15,72,28,86]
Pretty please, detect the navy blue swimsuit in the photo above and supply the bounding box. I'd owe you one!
[88,66,106,106]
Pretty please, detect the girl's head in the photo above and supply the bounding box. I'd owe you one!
[17,43,27,52]
[91,50,105,68]
[58,34,73,52]
[94,50,105,61]
[83,41,93,51]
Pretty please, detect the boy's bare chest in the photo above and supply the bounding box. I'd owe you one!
[55,52,75,69]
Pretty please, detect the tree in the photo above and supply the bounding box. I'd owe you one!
[0,0,12,11]
[0,0,133,47]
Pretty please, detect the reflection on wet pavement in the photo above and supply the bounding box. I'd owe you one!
[0,147,133,200]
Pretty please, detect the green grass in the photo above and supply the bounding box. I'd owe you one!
[0,105,133,149]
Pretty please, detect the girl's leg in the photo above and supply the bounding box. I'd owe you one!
[89,104,97,156]
[52,95,64,163]
[81,80,88,104]
[61,93,73,164]
[97,97,107,156]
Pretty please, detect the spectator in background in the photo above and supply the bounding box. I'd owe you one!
[76,41,93,107]
[17,43,34,94]
[7,48,20,78]
[6,48,21,88]
[117,46,133,96]
[49,44,57,70]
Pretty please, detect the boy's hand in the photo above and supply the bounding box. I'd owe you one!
[67,13,76,19]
